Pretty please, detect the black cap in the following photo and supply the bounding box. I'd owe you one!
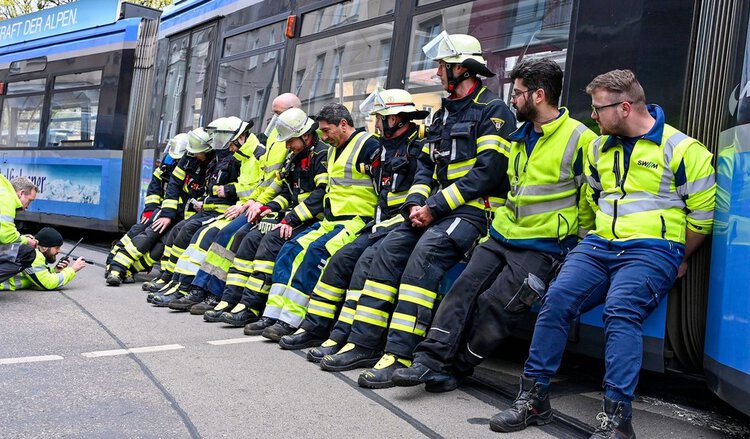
[36,227,64,247]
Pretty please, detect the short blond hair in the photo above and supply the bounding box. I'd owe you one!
[586,69,646,104]
[11,176,37,194]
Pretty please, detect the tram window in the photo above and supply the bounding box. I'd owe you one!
[5,78,46,95]
[0,94,44,147]
[9,57,47,75]
[293,23,392,131]
[46,89,99,147]
[54,70,102,90]
[405,0,573,120]
[224,21,285,58]
[182,26,216,132]
[214,48,283,132]
[159,35,188,143]
[300,0,395,36]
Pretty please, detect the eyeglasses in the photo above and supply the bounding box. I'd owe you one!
[591,101,630,117]
[510,89,536,100]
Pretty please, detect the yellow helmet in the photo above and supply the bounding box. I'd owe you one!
[186,127,212,154]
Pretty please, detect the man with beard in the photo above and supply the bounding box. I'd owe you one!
[391,58,596,392]
[0,227,87,291]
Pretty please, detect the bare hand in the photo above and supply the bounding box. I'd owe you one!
[272,222,293,239]
[55,259,69,272]
[140,214,152,224]
[151,217,172,234]
[245,201,263,222]
[26,237,38,249]
[409,205,434,228]
[216,186,226,197]
[223,204,245,220]
[71,257,87,272]
[677,261,688,279]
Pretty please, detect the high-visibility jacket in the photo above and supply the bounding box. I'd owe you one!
[143,158,178,212]
[0,175,28,247]
[248,129,290,205]
[160,154,211,220]
[584,104,715,244]
[490,108,597,254]
[225,133,264,203]
[202,149,241,213]
[325,130,379,219]
[0,250,76,291]
[405,81,515,229]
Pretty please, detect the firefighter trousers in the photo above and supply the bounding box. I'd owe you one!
[263,217,366,328]
[217,224,269,305]
[413,237,560,376]
[348,216,481,358]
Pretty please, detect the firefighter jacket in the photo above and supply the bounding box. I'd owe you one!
[202,149,242,214]
[0,249,76,291]
[404,81,515,230]
[143,157,178,213]
[372,125,424,231]
[584,104,715,244]
[248,129,290,205]
[224,133,264,203]
[490,108,597,255]
[160,154,212,220]
[324,128,380,221]
[265,133,330,227]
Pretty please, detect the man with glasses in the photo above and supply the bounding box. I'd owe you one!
[490,69,715,439]
[319,32,516,389]
[391,58,596,393]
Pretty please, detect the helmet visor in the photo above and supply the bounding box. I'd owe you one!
[275,115,312,142]
[359,88,388,116]
[264,114,279,138]
[167,136,189,159]
[422,30,459,61]
[211,131,234,150]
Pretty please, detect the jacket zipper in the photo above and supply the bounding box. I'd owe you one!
[513,153,521,218]
[611,150,624,239]
[660,215,667,239]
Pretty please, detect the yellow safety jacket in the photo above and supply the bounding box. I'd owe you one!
[249,129,290,205]
[225,133,263,203]
[0,250,76,291]
[326,131,379,218]
[490,109,597,254]
[585,105,715,244]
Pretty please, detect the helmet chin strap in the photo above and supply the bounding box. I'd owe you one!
[382,116,406,138]
[445,63,472,93]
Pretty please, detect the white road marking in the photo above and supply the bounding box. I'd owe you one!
[81,344,185,358]
[0,355,64,365]
[207,337,266,345]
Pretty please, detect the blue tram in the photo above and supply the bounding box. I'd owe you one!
[0,0,160,231]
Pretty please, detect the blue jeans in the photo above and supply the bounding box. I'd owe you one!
[524,234,683,402]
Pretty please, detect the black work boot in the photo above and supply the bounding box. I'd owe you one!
[319,343,381,372]
[203,300,235,323]
[244,317,276,336]
[279,328,325,350]
[358,354,411,389]
[589,397,635,439]
[392,362,459,393]
[489,376,553,432]
[307,339,342,363]
[168,287,208,311]
[151,291,183,307]
[106,272,122,287]
[261,321,295,342]
[189,295,219,315]
[220,303,259,327]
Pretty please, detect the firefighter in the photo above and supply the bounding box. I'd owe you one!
[171,94,302,315]
[0,176,38,282]
[0,227,87,292]
[209,107,329,325]
[151,117,255,306]
[319,32,516,390]
[105,133,189,285]
[117,127,213,294]
[489,70,715,438]
[235,103,380,341]
[278,88,428,354]
[390,58,597,392]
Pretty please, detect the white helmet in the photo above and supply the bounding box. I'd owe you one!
[422,31,494,78]
[275,108,315,142]
[165,133,190,159]
[186,127,212,154]
[229,116,253,144]
[208,117,244,150]
[360,88,429,119]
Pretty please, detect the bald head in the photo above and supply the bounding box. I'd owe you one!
[272,93,302,115]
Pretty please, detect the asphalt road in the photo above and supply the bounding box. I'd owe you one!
[0,243,746,438]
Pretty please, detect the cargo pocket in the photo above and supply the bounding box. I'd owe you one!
[504,272,547,314]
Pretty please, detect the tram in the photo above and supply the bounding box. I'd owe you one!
[0,0,161,231]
